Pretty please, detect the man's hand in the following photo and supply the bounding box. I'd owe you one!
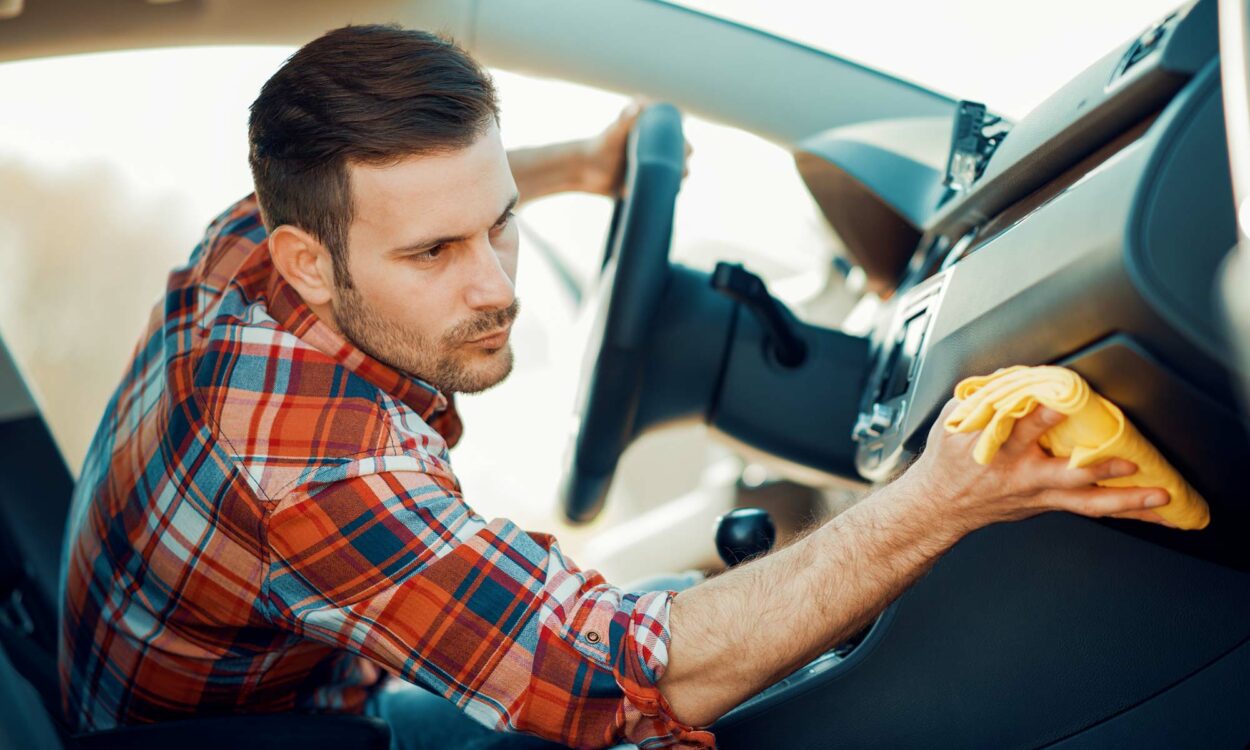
[905,399,1173,534]
[659,397,1174,728]
[508,100,692,206]
[577,100,693,197]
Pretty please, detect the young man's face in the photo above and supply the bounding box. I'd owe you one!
[334,121,520,394]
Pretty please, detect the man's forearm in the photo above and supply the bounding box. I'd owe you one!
[508,140,595,205]
[659,476,967,727]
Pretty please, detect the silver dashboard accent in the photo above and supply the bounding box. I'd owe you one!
[853,270,952,481]
[853,403,896,441]
[939,227,980,272]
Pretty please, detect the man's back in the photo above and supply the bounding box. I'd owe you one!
[58,196,447,730]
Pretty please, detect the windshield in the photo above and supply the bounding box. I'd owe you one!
[671,0,1185,119]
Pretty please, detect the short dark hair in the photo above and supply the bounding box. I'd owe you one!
[248,24,499,286]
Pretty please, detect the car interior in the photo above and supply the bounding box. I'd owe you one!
[2,0,1249,747]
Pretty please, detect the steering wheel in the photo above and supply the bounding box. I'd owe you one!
[559,103,686,523]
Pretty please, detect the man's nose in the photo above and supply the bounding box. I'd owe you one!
[462,237,515,312]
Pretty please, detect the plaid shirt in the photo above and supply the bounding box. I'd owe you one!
[59,195,714,749]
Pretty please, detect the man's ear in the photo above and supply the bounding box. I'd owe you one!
[268,225,337,306]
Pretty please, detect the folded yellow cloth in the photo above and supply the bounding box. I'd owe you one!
[943,365,1209,530]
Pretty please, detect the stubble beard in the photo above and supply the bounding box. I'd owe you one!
[333,284,519,395]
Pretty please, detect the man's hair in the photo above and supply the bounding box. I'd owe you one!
[248,24,499,286]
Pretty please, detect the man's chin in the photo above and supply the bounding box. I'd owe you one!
[447,343,514,395]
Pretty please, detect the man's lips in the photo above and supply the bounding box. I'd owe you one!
[466,325,512,348]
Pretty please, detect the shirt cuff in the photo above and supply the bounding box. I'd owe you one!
[614,590,717,749]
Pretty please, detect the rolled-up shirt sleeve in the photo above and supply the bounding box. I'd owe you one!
[261,459,714,749]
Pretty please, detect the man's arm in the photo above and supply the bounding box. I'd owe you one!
[658,401,1173,726]
[508,102,689,205]
[263,460,707,749]
[507,139,603,204]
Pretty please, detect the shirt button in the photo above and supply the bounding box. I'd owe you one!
[586,631,601,644]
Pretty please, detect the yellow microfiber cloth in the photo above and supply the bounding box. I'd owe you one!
[943,365,1210,530]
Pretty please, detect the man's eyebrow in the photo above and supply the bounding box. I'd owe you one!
[388,193,520,256]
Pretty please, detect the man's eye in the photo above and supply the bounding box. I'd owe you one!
[493,212,515,231]
[413,246,444,262]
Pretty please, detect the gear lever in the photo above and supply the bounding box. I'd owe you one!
[714,508,776,567]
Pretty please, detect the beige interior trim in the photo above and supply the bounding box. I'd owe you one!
[0,0,953,147]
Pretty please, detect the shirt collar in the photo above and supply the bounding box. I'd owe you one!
[261,242,464,447]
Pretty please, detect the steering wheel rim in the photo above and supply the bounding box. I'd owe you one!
[559,103,686,524]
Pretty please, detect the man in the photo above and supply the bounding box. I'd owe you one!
[59,24,1171,750]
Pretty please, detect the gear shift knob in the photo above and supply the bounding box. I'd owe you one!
[715,508,776,567]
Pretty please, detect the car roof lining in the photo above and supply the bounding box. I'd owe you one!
[0,0,954,146]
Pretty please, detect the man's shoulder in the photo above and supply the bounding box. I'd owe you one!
[191,314,430,500]
[178,195,455,500]
[163,195,269,342]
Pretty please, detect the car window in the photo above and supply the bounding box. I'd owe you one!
[0,46,290,476]
[0,48,831,553]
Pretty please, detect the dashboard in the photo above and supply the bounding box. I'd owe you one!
[712,1,1250,746]
[795,0,1247,567]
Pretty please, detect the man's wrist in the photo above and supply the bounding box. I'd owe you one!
[874,471,971,550]
[571,137,613,196]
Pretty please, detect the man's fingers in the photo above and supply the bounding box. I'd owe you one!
[1037,456,1139,488]
[1042,486,1171,520]
[1109,508,1179,527]
[927,397,963,441]
[622,98,647,122]
[934,397,962,427]
[1002,405,1064,455]
[938,396,961,419]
